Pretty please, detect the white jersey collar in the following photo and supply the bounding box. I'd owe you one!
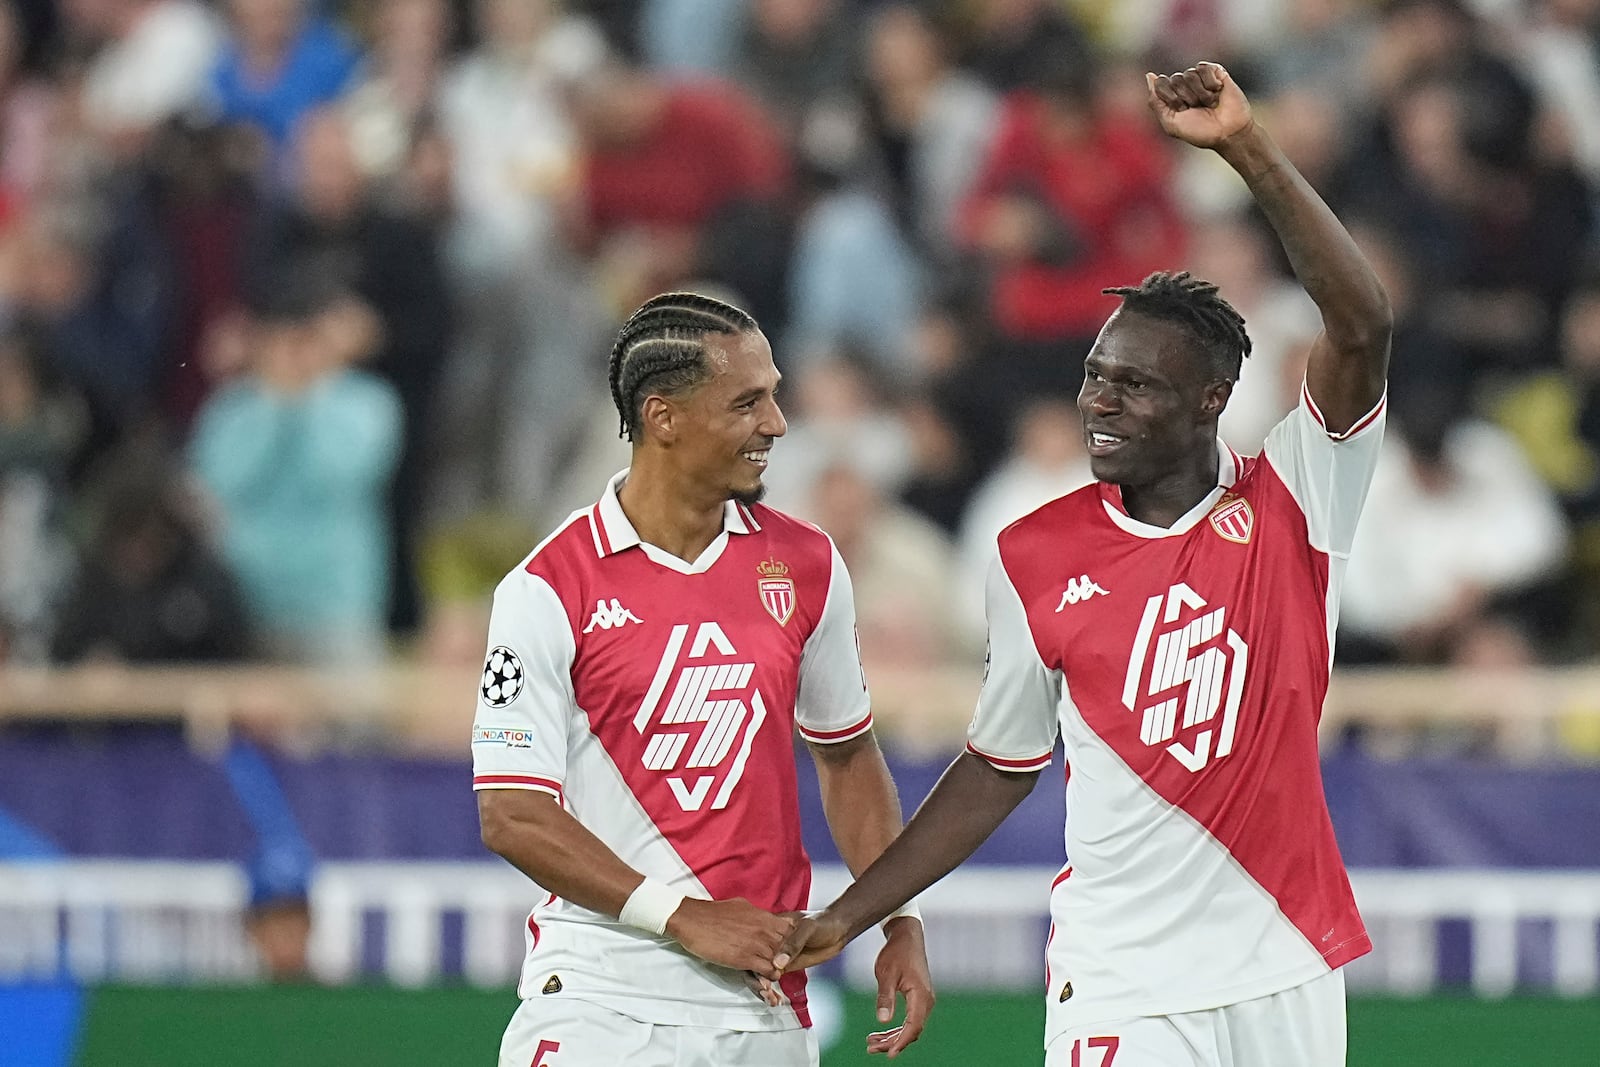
[1098,439,1243,539]
[589,469,762,567]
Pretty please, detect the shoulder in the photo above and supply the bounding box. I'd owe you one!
[998,483,1100,553]
[744,503,838,568]
[515,509,603,592]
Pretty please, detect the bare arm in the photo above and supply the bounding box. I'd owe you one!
[1149,62,1393,432]
[809,731,936,1056]
[810,732,907,878]
[477,789,793,978]
[776,753,1039,971]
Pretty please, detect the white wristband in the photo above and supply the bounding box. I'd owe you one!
[884,900,922,928]
[619,877,686,937]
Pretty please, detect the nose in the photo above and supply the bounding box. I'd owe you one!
[760,396,787,439]
[1081,379,1121,417]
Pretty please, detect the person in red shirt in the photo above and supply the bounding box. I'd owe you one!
[960,57,1187,401]
[569,65,790,319]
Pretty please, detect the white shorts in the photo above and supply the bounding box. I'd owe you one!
[1045,970,1346,1067]
[498,995,818,1067]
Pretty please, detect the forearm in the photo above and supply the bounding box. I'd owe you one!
[813,736,905,877]
[478,793,645,918]
[1217,127,1390,351]
[831,753,1037,941]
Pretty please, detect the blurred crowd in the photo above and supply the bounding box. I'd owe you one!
[0,0,1598,678]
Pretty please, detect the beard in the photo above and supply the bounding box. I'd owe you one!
[731,482,768,507]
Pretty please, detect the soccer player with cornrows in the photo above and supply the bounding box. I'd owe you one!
[471,292,933,1065]
[773,61,1393,1067]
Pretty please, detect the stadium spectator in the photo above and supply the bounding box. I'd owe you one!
[1498,274,1600,647]
[950,0,1092,95]
[566,61,791,323]
[0,328,78,662]
[50,469,250,663]
[1341,397,1570,664]
[429,0,610,521]
[758,352,913,513]
[75,0,222,149]
[801,460,972,668]
[1191,212,1320,452]
[776,62,1393,1067]
[189,270,400,664]
[209,0,361,156]
[473,292,932,1063]
[734,0,858,141]
[957,52,1186,409]
[341,0,453,197]
[954,396,1091,635]
[860,4,999,263]
[244,105,452,635]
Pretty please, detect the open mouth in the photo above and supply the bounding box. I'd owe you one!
[741,448,770,469]
[1086,431,1126,458]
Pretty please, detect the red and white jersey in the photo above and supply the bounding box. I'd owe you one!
[471,471,871,1031]
[968,385,1384,1039]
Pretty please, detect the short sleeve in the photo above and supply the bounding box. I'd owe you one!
[965,554,1060,772]
[471,569,577,797]
[1262,382,1387,558]
[794,539,873,745]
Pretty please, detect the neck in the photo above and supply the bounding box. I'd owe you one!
[1119,446,1220,529]
[616,454,729,563]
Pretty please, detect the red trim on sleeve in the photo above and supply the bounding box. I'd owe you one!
[798,712,873,744]
[473,774,563,796]
[965,741,1052,771]
[1051,865,1073,890]
[1302,383,1386,440]
[1329,394,1386,440]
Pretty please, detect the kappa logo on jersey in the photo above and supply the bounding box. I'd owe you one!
[582,598,643,633]
[756,557,796,625]
[480,646,525,708]
[1209,493,1255,544]
[1055,575,1110,610]
[1121,582,1250,773]
[633,621,768,811]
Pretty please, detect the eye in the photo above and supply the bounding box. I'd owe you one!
[1126,379,1148,392]
[1085,368,1103,382]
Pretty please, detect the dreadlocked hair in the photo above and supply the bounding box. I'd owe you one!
[1102,271,1252,383]
[607,292,760,441]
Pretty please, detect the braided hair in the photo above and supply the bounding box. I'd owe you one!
[607,292,760,442]
[1102,271,1252,383]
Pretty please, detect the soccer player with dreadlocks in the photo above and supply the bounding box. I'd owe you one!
[774,62,1393,1067]
[471,292,932,1065]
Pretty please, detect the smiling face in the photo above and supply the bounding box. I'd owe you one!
[1078,308,1231,488]
[662,329,787,505]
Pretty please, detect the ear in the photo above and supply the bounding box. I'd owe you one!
[1201,379,1232,419]
[639,394,678,443]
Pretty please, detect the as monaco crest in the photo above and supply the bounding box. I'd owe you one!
[757,558,795,625]
[1209,494,1254,545]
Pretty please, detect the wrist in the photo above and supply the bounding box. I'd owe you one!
[619,877,686,937]
[1214,123,1275,176]
[882,900,923,933]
